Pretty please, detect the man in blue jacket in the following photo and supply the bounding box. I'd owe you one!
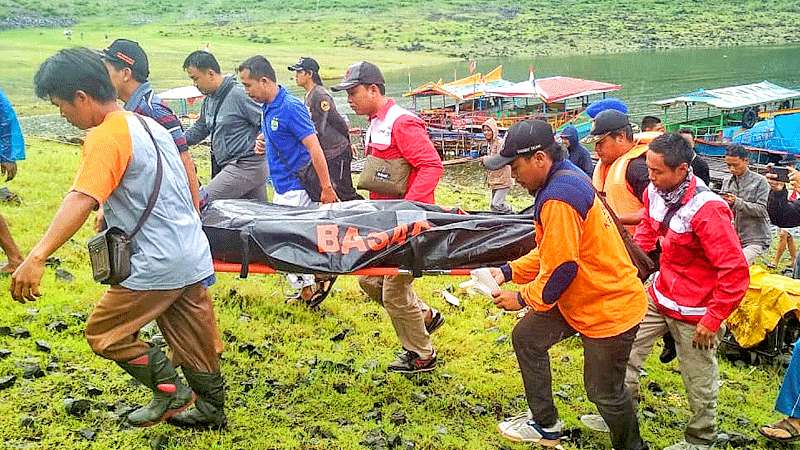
[0,88,25,273]
[560,124,593,175]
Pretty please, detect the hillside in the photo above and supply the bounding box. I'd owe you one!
[2,0,800,114]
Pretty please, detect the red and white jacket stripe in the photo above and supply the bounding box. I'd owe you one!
[634,176,749,332]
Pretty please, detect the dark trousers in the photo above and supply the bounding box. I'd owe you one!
[512,306,646,450]
[328,151,362,201]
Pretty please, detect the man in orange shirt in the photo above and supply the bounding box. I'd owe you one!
[485,119,648,450]
[15,48,226,429]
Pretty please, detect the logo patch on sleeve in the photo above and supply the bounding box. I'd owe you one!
[320,100,330,112]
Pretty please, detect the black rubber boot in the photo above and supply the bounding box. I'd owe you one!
[116,346,195,427]
[168,367,227,429]
[659,332,677,364]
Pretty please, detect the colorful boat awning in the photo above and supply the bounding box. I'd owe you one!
[653,81,800,110]
[483,76,621,103]
[405,66,513,101]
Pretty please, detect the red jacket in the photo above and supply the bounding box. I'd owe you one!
[634,176,749,332]
[366,100,443,204]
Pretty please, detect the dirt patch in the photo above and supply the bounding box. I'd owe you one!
[19,115,84,144]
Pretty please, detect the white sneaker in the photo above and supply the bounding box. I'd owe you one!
[498,410,531,437]
[580,414,610,433]
[497,413,563,443]
[663,440,710,450]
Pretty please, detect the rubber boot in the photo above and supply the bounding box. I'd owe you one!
[659,332,677,364]
[116,346,195,427]
[168,367,227,429]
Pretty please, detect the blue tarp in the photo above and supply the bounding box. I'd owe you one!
[732,113,800,154]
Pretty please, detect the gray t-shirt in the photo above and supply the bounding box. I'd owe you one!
[75,111,213,290]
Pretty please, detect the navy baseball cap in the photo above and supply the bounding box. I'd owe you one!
[483,119,557,170]
[288,57,320,72]
[101,39,149,80]
[583,110,631,144]
[330,61,385,92]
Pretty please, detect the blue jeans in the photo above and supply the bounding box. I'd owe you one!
[777,338,800,417]
[794,256,800,278]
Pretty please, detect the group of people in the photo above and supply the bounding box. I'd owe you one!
[3,40,446,429]
[0,39,799,447]
[478,98,800,448]
[479,105,750,450]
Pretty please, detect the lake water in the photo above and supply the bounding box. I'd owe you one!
[26,45,800,140]
[340,45,800,123]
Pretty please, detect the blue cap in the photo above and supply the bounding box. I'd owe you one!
[586,98,628,119]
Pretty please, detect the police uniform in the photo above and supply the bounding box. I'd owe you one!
[305,85,361,200]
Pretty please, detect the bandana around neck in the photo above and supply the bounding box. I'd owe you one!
[656,169,693,209]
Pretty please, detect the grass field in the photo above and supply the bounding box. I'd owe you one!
[3,0,800,115]
[0,137,788,449]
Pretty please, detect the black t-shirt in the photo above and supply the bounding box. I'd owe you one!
[691,156,711,185]
[625,155,650,202]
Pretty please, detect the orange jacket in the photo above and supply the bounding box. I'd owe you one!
[592,132,658,234]
[506,161,647,338]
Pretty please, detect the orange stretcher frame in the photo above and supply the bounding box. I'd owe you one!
[213,260,473,277]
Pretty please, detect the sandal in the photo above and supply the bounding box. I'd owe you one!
[759,418,800,442]
[300,275,337,308]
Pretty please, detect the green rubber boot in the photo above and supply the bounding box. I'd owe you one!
[168,367,227,429]
[116,346,195,427]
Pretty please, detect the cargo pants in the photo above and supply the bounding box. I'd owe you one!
[625,295,724,445]
[85,282,222,372]
[358,274,434,359]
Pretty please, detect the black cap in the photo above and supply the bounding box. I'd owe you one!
[101,39,149,80]
[583,109,630,144]
[330,61,385,92]
[288,57,320,72]
[483,119,557,170]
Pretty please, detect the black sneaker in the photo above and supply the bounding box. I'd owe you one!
[659,332,677,364]
[388,350,437,373]
[426,309,445,334]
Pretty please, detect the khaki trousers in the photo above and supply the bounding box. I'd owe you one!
[358,275,433,359]
[85,282,222,372]
[625,295,724,445]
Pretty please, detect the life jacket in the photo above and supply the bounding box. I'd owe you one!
[592,132,658,233]
[365,103,416,152]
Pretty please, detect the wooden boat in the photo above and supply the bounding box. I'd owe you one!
[654,81,800,161]
[405,67,621,159]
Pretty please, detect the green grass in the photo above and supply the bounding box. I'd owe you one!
[3,0,800,115]
[0,136,788,448]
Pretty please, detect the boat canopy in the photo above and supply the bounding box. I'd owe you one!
[405,66,512,100]
[484,76,621,103]
[159,85,204,101]
[653,81,800,110]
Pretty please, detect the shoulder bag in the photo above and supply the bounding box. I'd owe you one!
[87,115,163,284]
[356,155,412,196]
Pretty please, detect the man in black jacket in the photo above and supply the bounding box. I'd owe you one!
[767,166,800,276]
